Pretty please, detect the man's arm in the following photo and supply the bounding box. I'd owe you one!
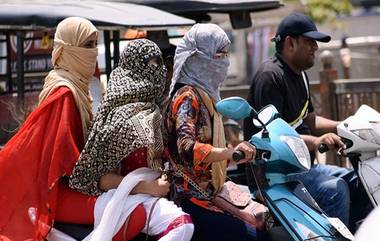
[300,134,319,150]
[315,115,340,134]
[304,112,340,136]
[302,113,343,151]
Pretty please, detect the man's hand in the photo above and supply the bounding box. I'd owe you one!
[313,133,345,151]
[231,141,256,164]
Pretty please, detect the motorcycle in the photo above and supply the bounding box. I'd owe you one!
[43,209,149,241]
[319,104,380,209]
[216,97,354,241]
[46,221,152,241]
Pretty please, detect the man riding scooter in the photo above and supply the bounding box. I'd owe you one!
[243,12,370,231]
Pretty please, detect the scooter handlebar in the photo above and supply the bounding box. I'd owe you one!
[318,143,329,153]
[232,150,245,162]
[318,137,353,154]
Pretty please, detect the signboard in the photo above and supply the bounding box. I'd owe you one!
[10,55,52,73]
[9,31,54,73]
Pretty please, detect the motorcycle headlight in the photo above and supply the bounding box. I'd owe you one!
[353,122,380,145]
[281,136,311,170]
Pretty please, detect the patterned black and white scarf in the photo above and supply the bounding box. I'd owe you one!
[69,39,167,195]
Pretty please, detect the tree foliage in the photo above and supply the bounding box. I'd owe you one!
[285,0,353,27]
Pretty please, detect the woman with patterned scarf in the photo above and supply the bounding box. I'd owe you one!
[0,17,145,241]
[69,39,194,241]
[165,23,266,241]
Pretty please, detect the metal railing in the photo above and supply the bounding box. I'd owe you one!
[220,78,380,122]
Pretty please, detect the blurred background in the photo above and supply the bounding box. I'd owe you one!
[1,0,380,148]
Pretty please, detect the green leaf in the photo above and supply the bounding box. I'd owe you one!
[284,0,352,27]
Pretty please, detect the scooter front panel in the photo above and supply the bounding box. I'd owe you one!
[264,183,348,241]
[251,118,310,179]
[359,157,380,207]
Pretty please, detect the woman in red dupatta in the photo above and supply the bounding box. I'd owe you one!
[0,17,145,241]
[0,16,98,241]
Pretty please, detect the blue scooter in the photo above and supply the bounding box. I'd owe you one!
[216,97,354,241]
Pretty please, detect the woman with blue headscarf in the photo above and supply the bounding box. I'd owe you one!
[165,24,265,241]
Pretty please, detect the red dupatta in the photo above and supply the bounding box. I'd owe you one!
[0,87,84,241]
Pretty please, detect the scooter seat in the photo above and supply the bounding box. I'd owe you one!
[53,222,92,240]
[53,203,149,240]
[53,223,154,241]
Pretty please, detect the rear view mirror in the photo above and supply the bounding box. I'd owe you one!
[253,104,279,127]
[216,97,253,120]
[229,11,252,29]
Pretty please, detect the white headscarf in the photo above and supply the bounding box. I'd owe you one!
[169,23,231,102]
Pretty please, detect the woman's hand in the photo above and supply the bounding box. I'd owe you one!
[148,176,171,197]
[231,141,256,164]
[131,176,170,197]
[101,172,170,197]
[99,172,124,191]
[204,142,256,164]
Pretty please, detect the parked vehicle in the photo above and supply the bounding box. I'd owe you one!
[216,97,354,241]
[318,104,380,220]
[335,104,380,207]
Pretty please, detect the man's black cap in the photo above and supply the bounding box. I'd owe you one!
[271,13,331,43]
